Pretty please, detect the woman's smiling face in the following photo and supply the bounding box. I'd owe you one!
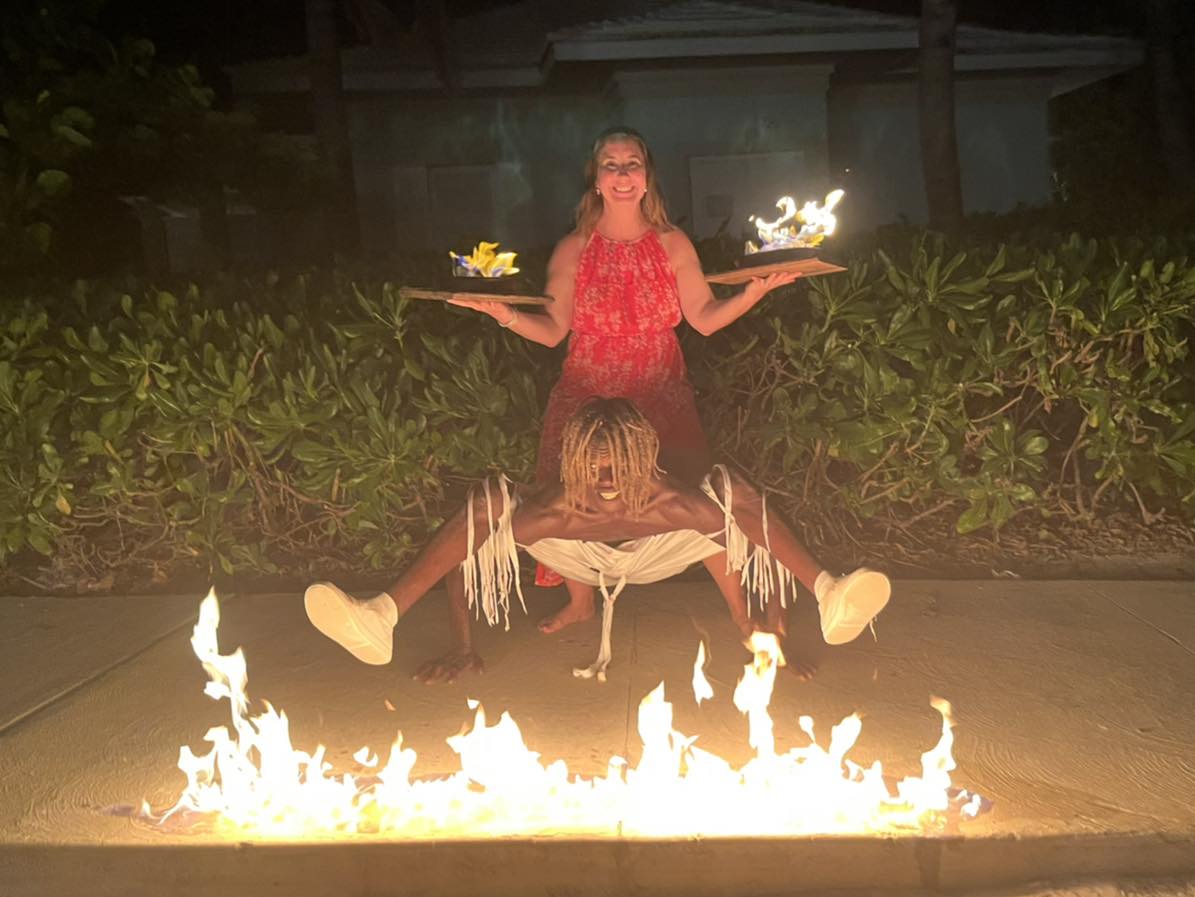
[595,139,647,203]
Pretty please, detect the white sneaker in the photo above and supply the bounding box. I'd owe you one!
[304,582,398,665]
[815,568,891,645]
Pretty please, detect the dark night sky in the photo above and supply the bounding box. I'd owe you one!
[105,0,1143,74]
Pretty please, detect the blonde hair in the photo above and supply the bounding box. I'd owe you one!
[561,398,663,517]
[573,127,674,237]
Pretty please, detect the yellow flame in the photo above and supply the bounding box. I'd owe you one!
[153,590,979,838]
[450,241,520,277]
[691,641,714,705]
[733,631,784,758]
[746,189,844,254]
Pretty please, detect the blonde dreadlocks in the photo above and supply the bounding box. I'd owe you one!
[561,398,663,517]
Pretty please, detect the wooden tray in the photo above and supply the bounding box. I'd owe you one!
[398,287,553,306]
[705,257,846,285]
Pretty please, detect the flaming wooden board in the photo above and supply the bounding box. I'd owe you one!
[399,287,553,306]
[705,257,846,285]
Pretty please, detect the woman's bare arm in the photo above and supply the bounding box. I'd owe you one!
[664,230,799,336]
[448,233,582,347]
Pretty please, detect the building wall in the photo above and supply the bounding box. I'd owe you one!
[828,75,1054,229]
[348,67,1055,255]
[609,65,834,240]
[348,91,614,255]
[348,62,835,255]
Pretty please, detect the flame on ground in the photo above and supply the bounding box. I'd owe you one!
[153,589,981,839]
[746,189,844,254]
[450,241,519,277]
[692,641,714,706]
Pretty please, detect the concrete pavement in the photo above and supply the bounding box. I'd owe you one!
[1,579,1193,896]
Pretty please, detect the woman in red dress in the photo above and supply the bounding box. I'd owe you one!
[452,127,798,632]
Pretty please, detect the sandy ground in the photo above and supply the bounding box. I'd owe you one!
[1,579,1193,896]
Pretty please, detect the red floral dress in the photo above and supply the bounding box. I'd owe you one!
[534,230,710,584]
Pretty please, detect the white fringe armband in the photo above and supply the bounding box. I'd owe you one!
[708,464,751,577]
[459,475,526,630]
[706,464,795,612]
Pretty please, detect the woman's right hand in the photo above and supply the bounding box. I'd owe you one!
[447,297,516,327]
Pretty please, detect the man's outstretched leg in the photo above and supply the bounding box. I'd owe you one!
[813,569,891,645]
[304,583,397,665]
[305,567,486,681]
[304,478,514,670]
[719,467,891,647]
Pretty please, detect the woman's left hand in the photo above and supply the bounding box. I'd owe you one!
[447,297,516,326]
[743,271,801,306]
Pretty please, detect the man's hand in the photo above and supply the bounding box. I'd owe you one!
[413,650,485,684]
[743,612,816,682]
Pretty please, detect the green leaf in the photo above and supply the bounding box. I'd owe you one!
[28,530,53,556]
[403,356,426,381]
[955,499,989,534]
[1020,435,1048,456]
[983,245,1007,278]
[130,38,156,59]
[35,169,72,196]
[59,106,95,131]
[992,268,1034,284]
[990,493,1015,529]
[53,123,93,148]
[26,222,52,253]
[1009,484,1037,502]
[87,326,108,352]
[949,276,990,296]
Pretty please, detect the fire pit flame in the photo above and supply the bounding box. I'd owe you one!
[746,189,844,254]
[152,589,981,838]
[692,640,714,705]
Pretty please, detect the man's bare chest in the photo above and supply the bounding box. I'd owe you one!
[514,493,724,545]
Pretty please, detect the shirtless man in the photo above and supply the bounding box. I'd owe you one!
[305,398,890,683]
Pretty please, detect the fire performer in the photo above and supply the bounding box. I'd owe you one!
[449,126,800,634]
[305,398,889,684]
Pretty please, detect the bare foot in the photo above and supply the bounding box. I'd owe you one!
[413,650,484,684]
[537,601,595,634]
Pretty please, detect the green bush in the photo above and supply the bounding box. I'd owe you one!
[1,1,326,272]
[0,230,1192,587]
[693,231,1195,534]
[0,273,544,582]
